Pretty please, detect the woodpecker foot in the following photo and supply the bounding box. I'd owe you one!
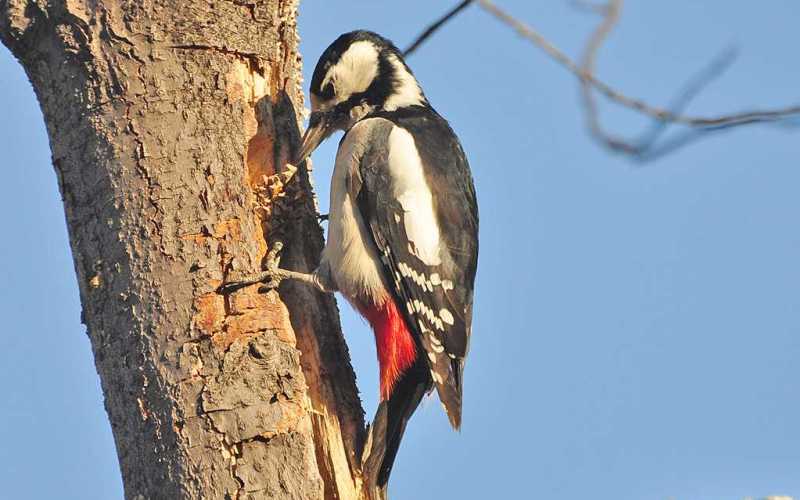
[217,242,285,294]
[217,242,328,294]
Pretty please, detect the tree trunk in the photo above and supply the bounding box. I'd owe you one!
[0,1,368,498]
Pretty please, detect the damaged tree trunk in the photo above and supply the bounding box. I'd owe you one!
[0,1,369,498]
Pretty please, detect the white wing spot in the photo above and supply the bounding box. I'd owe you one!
[427,352,437,363]
[441,279,454,291]
[440,309,454,326]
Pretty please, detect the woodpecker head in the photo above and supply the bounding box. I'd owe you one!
[295,30,428,163]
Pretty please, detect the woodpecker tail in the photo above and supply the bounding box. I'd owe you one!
[361,356,431,496]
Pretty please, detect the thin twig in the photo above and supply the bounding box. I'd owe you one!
[578,0,626,152]
[630,46,739,160]
[403,0,475,57]
[403,0,799,157]
[568,0,609,16]
[476,0,800,136]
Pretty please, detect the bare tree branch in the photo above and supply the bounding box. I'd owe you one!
[625,46,740,161]
[479,0,800,125]
[578,0,630,152]
[403,0,475,57]
[568,0,609,16]
[405,0,800,158]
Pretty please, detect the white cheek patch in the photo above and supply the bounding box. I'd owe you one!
[322,40,379,104]
[388,127,441,266]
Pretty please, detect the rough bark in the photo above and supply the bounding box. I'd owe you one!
[0,1,368,498]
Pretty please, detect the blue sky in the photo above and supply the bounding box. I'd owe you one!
[1,2,798,499]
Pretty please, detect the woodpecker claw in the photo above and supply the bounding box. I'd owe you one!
[216,242,285,294]
[215,280,245,295]
[258,241,285,291]
[266,241,284,268]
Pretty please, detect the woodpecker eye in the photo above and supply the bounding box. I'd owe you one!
[320,81,335,100]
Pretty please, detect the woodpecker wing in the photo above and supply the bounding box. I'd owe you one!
[356,108,478,428]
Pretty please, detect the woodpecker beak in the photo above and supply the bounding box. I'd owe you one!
[295,111,330,164]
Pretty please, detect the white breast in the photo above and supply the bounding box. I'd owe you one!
[322,118,389,305]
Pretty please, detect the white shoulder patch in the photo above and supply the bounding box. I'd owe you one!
[387,126,441,266]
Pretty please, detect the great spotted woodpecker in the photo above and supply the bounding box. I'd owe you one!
[223,30,478,494]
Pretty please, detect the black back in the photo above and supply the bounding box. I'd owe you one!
[356,105,478,489]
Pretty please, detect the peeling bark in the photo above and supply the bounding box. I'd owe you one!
[0,1,368,498]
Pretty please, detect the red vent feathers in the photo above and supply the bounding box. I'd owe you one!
[354,298,417,400]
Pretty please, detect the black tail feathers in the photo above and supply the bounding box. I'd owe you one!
[362,358,431,495]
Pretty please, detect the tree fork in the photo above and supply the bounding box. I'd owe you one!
[0,1,370,498]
